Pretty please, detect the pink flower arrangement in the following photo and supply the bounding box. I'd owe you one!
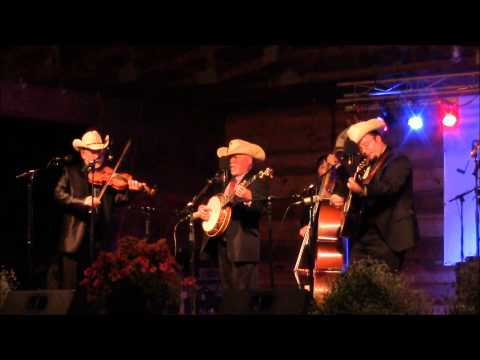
[81,236,181,310]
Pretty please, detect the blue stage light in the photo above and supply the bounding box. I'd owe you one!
[408,115,423,130]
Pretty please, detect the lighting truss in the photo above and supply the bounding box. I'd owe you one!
[336,71,480,108]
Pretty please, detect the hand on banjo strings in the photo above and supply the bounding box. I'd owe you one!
[197,204,212,221]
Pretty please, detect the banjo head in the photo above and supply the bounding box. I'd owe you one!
[202,195,223,232]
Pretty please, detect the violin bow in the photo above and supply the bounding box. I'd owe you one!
[97,139,132,201]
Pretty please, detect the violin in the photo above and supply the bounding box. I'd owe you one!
[88,166,156,196]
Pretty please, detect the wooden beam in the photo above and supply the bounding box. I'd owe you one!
[216,46,279,82]
[141,46,226,76]
[248,57,479,89]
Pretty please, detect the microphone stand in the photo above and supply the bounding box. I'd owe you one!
[266,196,274,289]
[262,194,322,297]
[175,175,217,315]
[306,198,316,304]
[449,187,477,261]
[88,160,96,264]
[473,153,479,257]
[15,169,41,289]
[15,158,64,289]
[260,195,309,293]
[143,206,155,242]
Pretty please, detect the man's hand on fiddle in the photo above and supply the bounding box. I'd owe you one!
[128,179,145,191]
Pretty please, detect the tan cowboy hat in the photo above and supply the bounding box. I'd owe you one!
[72,130,110,151]
[216,139,266,161]
[347,118,387,144]
[334,127,350,151]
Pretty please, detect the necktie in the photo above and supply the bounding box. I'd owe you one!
[225,179,236,197]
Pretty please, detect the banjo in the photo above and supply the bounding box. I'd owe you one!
[194,168,273,238]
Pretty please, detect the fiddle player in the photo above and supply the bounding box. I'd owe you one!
[345,118,419,271]
[196,139,269,290]
[49,130,144,292]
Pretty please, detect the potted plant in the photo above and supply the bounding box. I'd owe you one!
[449,256,480,315]
[315,257,432,315]
[81,236,181,314]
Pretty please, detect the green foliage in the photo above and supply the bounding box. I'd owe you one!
[449,257,480,315]
[315,257,432,315]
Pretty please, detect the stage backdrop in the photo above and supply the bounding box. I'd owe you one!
[443,95,480,265]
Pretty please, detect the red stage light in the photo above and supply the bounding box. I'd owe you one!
[440,101,459,128]
[442,113,457,127]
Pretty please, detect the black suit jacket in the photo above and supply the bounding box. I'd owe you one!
[54,163,129,254]
[359,150,420,252]
[200,169,269,263]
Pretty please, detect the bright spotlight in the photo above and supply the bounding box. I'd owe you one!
[442,113,457,128]
[408,115,423,130]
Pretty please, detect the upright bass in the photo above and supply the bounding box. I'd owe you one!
[294,156,369,303]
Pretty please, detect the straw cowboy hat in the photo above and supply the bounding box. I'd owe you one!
[72,130,110,151]
[334,127,349,151]
[347,118,387,144]
[216,139,266,161]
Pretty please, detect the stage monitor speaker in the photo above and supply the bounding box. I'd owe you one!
[1,290,75,315]
[219,288,308,315]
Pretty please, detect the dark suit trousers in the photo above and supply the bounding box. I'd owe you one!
[217,242,258,290]
[350,225,405,272]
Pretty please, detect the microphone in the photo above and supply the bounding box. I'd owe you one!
[16,169,36,179]
[213,170,227,184]
[302,184,315,194]
[105,146,114,161]
[52,155,72,162]
[291,194,322,206]
[88,160,97,171]
[471,143,480,158]
[47,155,73,167]
[457,159,470,175]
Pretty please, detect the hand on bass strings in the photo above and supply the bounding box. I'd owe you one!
[299,225,309,238]
[330,194,345,209]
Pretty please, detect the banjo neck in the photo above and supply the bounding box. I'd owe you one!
[189,170,267,220]
[223,172,259,205]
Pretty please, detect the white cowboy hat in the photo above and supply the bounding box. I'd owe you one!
[216,139,266,161]
[72,130,110,151]
[346,118,387,144]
